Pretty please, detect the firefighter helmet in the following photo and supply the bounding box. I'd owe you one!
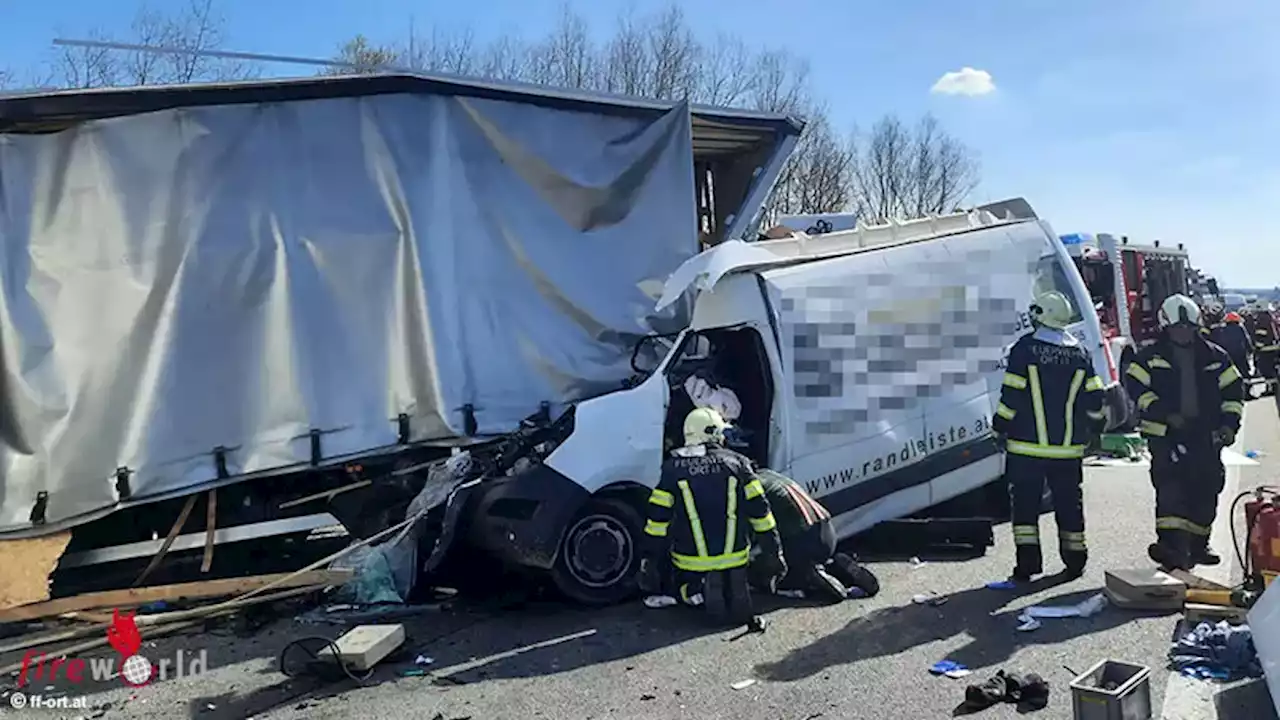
[683,407,729,447]
[1029,291,1074,330]
[1158,294,1202,328]
[1226,311,1243,324]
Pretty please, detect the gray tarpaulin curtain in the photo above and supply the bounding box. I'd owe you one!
[0,92,697,534]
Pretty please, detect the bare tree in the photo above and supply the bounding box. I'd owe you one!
[320,4,977,217]
[396,27,479,75]
[52,29,121,89]
[769,108,856,216]
[600,12,651,96]
[531,5,599,89]
[644,7,699,100]
[850,115,912,223]
[49,0,255,88]
[694,35,754,107]
[846,114,980,222]
[476,34,530,82]
[150,0,255,83]
[326,34,400,75]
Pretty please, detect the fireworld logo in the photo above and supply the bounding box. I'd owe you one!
[18,610,208,688]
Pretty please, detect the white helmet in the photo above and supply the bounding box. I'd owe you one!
[683,407,729,447]
[1030,291,1074,330]
[1158,294,1202,328]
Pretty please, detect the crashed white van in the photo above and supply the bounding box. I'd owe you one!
[467,199,1126,602]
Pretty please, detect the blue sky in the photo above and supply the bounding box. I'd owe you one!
[2,0,1278,286]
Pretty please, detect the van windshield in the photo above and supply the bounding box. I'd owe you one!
[1032,255,1086,326]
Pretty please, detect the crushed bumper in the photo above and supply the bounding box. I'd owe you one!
[465,465,589,571]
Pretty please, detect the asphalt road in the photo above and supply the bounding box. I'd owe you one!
[14,394,1280,720]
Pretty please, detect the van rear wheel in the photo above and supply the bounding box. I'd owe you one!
[550,496,643,606]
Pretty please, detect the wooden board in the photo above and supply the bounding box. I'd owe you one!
[1165,568,1231,591]
[0,569,352,623]
[0,532,72,610]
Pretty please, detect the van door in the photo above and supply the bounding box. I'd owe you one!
[755,246,934,538]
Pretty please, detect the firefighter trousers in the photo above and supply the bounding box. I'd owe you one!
[1150,435,1225,557]
[1007,453,1087,575]
[1258,350,1279,383]
[1227,349,1250,379]
[675,566,754,627]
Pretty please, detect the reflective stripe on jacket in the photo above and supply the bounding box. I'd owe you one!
[1123,336,1244,439]
[992,332,1106,460]
[643,445,780,572]
[755,468,831,539]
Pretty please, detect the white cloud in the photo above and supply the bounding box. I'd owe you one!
[931,67,997,97]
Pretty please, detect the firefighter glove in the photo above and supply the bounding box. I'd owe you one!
[637,557,662,595]
[1215,427,1237,447]
[755,549,787,587]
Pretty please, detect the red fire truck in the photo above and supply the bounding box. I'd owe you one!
[1061,232,1194,393]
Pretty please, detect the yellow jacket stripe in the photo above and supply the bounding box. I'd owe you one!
[1006,439,1086,459]
[723,476,739,559]
[677,480,710,558]
[1027,365,1050,446]
[1063,369,1085,446]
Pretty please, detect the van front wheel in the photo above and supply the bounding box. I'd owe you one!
[550,497,643,606]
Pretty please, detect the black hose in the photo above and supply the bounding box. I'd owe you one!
[279,636,375,684]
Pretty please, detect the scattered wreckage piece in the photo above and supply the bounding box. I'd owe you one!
[317,624,406,672]
[1,504,426,667]
[0,570,354,624]
[0,582,334,676]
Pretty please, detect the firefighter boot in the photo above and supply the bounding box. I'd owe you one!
[1149,531,1191,571]
[1012,545,1043,583]
[1060,550,1088,580]
[703,567,755,629]
[798,563,849,603]
[1191,544,1222,567]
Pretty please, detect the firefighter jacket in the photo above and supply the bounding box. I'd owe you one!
[1209,323,1251,360]
[643,444,781,573]
[1252,313,1280,353]
[992,329,1106,460]
[754,468,831,540]
[1123,336,1244,440]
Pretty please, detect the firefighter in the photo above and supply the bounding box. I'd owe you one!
[1124,294,1245,570]
[638,407,786,627]
[1202,303,1225,340]
[745,468,881,602]
[992,290,1107,582]
[1250,305,1280,394]
[1212,312,1253,379]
